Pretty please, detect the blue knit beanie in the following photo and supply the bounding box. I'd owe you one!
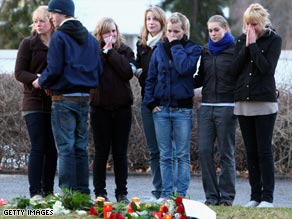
[48,0,75,17]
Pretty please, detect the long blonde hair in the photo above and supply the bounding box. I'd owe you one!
[31,5,54,33]
[242,3,271,33]
[93,17,123,49]
[139,6,167,46]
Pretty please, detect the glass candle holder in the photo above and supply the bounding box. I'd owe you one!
[163,213,172,219]
[103,201,112,219]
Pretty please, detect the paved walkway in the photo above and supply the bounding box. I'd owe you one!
[0,174,291,207]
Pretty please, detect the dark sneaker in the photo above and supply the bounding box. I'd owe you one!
[151,191,161,199]
[96,194,110,202]
[205,201,218,206]
[219,202,232,206]
[116,194,130,203]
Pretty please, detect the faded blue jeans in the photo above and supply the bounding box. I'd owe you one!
[153,106,193,198]
[51,100,90,194]
[198,106,236,205]
[141,102,162,198]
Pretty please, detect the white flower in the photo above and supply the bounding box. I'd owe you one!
[165,199,176,214]
[52,200,70,215]
[130,212,139,217]
[76,210,87,216]
[63,209,71,215]
[53,200,63,209]
[174,213,181,219]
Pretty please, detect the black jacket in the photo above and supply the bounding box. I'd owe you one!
[15,32,52,112]
[194,44,236,103]
[90,43,134,109]
[135,41,155,99]
[232,30,282,102]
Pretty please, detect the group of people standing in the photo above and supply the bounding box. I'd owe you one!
[14,0,281,209]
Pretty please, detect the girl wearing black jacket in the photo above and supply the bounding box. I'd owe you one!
[15,6,57,199]
[90,17,134,203]
[194,15,237,207]
[232,3,282,208]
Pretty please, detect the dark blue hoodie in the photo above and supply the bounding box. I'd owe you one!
[39,19,103,95]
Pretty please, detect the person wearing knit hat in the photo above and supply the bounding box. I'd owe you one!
[48,0,75,17]
[33,0,103,195]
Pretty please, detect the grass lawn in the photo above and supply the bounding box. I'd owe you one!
[213,206,292,219]
[1,206,292,219]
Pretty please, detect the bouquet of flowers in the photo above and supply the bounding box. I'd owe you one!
[4,190,187,219]
[89,195,187,219]
[152,196,187,219]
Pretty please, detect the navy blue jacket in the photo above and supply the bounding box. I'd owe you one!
[39,20,103,94]
[144,38,201,110]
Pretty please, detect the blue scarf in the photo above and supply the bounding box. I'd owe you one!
[208,32,235,55]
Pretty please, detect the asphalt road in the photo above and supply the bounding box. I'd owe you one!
[0,174,291,208]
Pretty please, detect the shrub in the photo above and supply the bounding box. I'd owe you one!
[0,74,291,175]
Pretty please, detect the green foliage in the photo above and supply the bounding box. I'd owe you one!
[126,202,160,219]
[60,188,93,210]
[14,196,30,209]
[159,0,233,45]
[8,188,94,211]
[0,0,50,49]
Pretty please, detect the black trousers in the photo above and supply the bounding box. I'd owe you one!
[90,106,132,197]
[238,113,277,203]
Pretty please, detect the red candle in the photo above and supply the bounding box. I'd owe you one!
[103,202,112,219]
[127,202,134,213]
[163,214,172,219]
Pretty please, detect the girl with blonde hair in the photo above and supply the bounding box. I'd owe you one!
[135,6,167,200]
[15,5,57,199]
[90,17,135,203]
[232,3,282,208]
[144,12,201,201]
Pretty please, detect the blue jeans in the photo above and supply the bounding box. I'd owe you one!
[24,112,57,197]
[197,106,236,205]
[51,100,90,194]
[238,113,276,203]
[153,106,193,198]
[141,102,162,198]
[90,106,131,198]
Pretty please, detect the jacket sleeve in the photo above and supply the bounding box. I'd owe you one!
[135,42,142,69]
[39,33,65,88]
[170,42,201,76]
[248,35,282,75]
[143,50,158,111]
[193,52,204,89]
[106,45,134,81]
[14,38,37,84]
